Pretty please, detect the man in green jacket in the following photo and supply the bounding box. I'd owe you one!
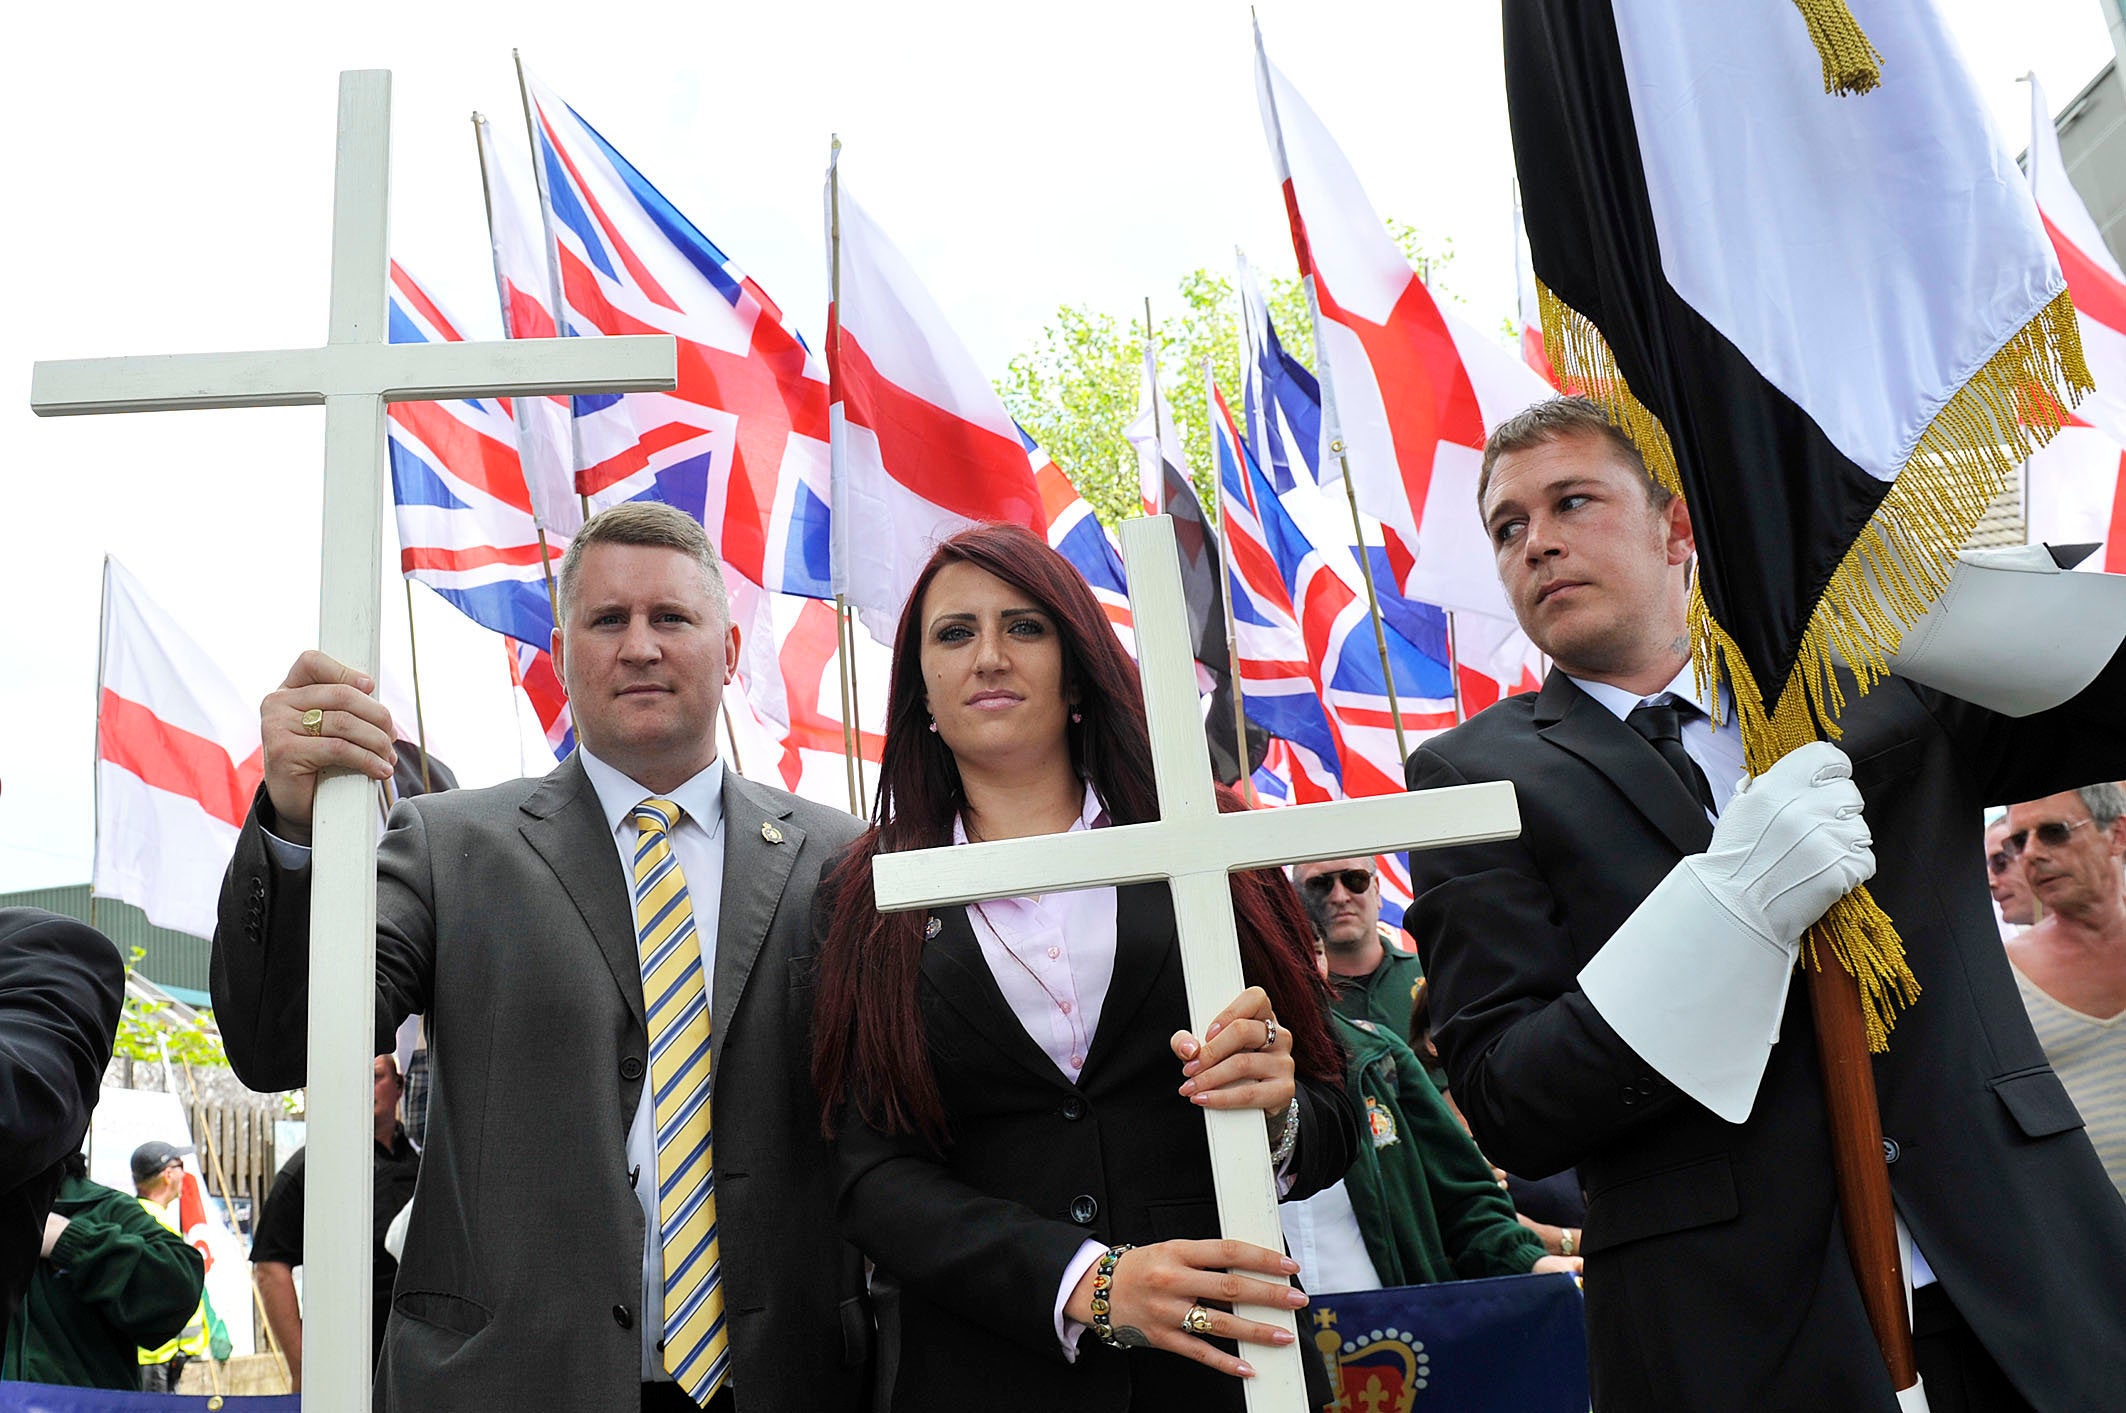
[2,1152,204,1389]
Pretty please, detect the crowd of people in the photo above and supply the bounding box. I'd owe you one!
[3,394,2125,1411]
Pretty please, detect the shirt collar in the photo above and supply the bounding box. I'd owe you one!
[578,746,727,840]
[1568,661,1717,724]
[951,780,1108,846]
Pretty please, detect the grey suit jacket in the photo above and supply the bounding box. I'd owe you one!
[212,757,869,1413]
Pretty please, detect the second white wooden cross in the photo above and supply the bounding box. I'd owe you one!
[872,513,1520,1410]
[30,71,675,1413]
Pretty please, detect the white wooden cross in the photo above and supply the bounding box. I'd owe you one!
[872,514,1520,1409]
[30,71,674,1413]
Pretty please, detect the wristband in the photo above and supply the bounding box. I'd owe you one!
[1088,1244,1135,1348]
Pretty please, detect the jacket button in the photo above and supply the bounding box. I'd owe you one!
[251,878,267,901]
[620,1056,645,1082]
[1619,1086,1639,1108]
[1882,1137,1901,1164]
[1061,1098,1087,1121]
[613,1304,633,1330]
[1069,1195,1098,1225]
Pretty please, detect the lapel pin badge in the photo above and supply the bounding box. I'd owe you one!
[925,915,942,940]
[761,821,784,845]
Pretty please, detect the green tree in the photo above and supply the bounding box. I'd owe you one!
[998,221,1456,529]
[113,947,229,1069]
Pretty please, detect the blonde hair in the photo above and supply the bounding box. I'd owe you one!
[557,502,729,625]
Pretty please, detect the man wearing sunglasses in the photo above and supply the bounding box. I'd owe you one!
[1292,860,1422,1043]
[1983,816,2037,934]
[2002,785,2126,1200]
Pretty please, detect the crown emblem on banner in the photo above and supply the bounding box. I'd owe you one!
[1314,1312,1428,1413]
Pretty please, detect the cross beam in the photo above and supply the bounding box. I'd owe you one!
[873,514,1519,1411]
[30,71,674,1413]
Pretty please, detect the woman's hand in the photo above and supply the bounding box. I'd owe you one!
[1532,1254,1584,1276]
[1171,986,1297,1124]
[1064,1240,1307,1377]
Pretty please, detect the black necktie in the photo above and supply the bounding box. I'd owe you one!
[1627,699,1717,817]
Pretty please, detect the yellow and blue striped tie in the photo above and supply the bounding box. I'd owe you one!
[632,798,727,1404]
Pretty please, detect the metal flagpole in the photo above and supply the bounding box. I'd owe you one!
[1444,610,1468,725]
[1206,362,1257,803]
[825,134,864,817]
[402,579,435,794]
[511,52,591,523]
[1144,299,1166,515]
[90,557,111,929]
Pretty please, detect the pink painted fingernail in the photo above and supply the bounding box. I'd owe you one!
[1182,1060,1201,1076]
[1236,1362,1256,1378]
[1281,1257,1301,1274]
[1270,1330,1295,1345]
[1286,1290,1308,1307]
[1206,1021,1225,1040]
[1178,1080,1196,1095]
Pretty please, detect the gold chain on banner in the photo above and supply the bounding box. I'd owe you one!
[1793,0,1885,97]
[1536,279,2092,1049]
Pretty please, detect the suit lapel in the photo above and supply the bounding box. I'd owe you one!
[519,755,645,1026]
[712,773,804,1056]
[920,906,1074,1093]
[1533,670,1714,857]
[1079,882,1173,1079]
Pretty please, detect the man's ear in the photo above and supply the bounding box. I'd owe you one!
[1664,492,1697,568]
[550,628,570,701]
[724,620,741,687]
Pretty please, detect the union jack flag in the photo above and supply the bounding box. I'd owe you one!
[1026,425,1135,654]
[521,69,834,601]
[386,260,574,760]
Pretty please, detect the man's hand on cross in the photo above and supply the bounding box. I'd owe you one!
[260,651,400,844]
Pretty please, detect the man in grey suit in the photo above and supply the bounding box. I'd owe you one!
[212,502,868,1412]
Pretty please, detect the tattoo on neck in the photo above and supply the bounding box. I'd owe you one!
[1669,635,1689,658]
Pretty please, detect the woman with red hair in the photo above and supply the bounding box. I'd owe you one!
[811,523,1356,1411]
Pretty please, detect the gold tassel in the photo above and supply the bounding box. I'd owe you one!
[1793,0,1885,97]
[1544,283,2092,1049]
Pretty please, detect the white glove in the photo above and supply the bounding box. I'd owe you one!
[1690,741,1875,949]
[1882,544,2126,717]
[1578,742,1875,1123]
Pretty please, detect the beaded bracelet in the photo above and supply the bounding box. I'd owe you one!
[1268,1095,1301,1168]
[1088,1243,1136,1347]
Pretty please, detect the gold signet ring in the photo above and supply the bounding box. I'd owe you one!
[301,708,325,737]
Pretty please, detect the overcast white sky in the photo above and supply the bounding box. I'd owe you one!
[1,0,2113,894]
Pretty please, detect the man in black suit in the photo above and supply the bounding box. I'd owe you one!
[1,908,124,1325]
[1404,397,2126,1412]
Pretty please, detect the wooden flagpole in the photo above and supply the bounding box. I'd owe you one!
[90,557,111,929]
[1331,440,1413,761]
[1143,299,1167,516]
[825,133,864,817]
[1445,609,1467,725]
[471,109,569,630]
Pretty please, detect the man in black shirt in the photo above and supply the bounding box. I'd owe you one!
[250,1055,420,1386]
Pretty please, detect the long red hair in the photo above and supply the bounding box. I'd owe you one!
[810,523,1340,1146]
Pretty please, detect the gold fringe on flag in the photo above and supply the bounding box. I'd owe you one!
[1793,0,1885,97]
[1536,279,2092,1049]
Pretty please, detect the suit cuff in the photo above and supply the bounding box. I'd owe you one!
[1054,1239,1108,1362]
[263,828,312,871]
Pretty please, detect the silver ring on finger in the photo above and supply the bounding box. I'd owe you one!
[1261,1018,1278,1051]
[1181,1304,1217,1335]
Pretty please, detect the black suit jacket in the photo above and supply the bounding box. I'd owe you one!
[1404,657,2126,1413]
[829,882,1358,1413]
[0,909,123,1327]
[212,761,868,1413]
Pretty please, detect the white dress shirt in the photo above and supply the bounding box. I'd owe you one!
[1278,1180,1383,1296]
[577,748,728,1382]
[1566,668,1937,1287]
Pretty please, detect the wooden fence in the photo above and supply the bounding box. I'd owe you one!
[186,1098,283,1217]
